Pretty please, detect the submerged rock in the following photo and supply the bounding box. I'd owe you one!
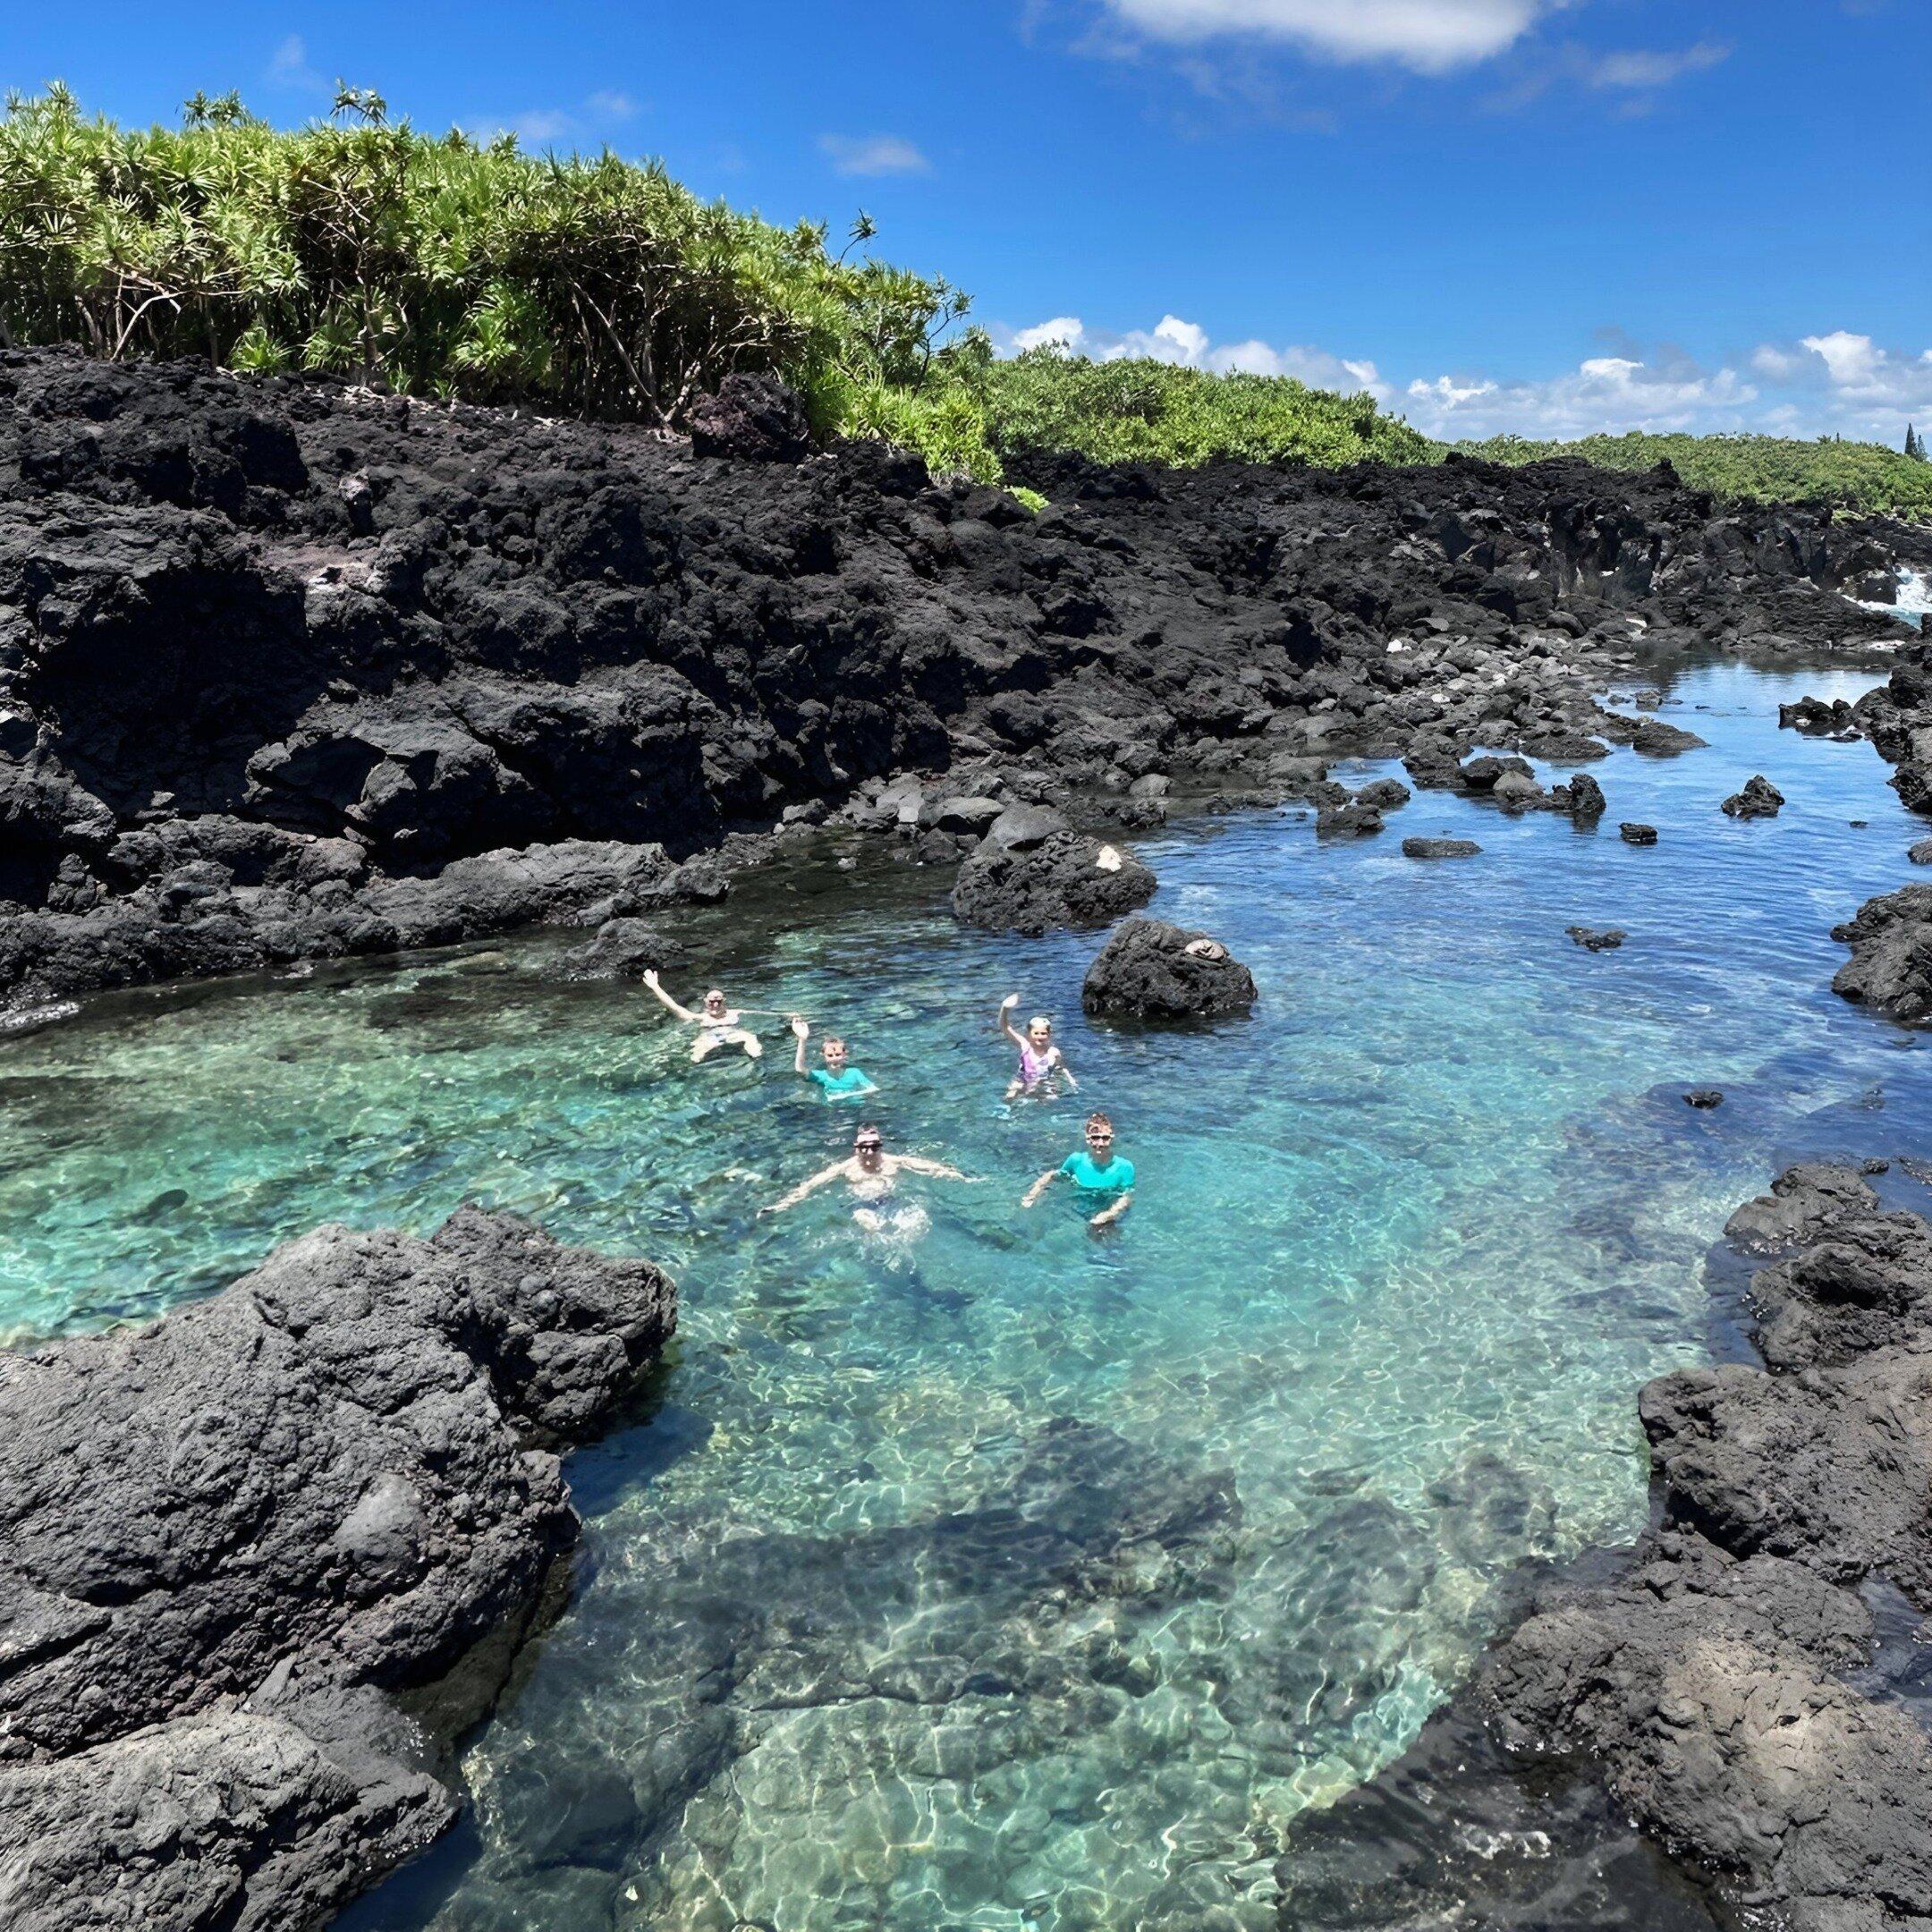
[1721,774,1784,818]
[0,1209,676,1928]
[1682,1088,1724,1107]
[1080,917,1258,1021]
[560,916,685,979]
[950,830,1156,936]
[1566,925,1625,951]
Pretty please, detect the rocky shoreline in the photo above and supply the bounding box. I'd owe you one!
[1278,1162,1932,1930]
[1,346,1919,1013]
[0,1209,675,1928]
[6,347,1932,1928]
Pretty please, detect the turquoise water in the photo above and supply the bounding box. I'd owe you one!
[5,663,1930,1930]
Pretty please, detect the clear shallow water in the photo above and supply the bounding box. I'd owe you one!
[6,662,1932,1931]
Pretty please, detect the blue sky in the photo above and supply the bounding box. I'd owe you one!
[6,1,1928,441]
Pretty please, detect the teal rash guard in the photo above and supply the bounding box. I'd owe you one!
[1059,1150,1135,1193]
[809,1065,877,1099]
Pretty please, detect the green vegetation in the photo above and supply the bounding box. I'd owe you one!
[977,345,1439,469]
[0,84,995,477]
[1462,430,1932,519]
[3,87,1928,515]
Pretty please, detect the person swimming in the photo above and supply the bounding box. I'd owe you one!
[760,1123,972,1233]
[996,992,1077,1099]
[792,1016,877,1100]
[641,970,764,1062]
[1022,1110,1135,1229]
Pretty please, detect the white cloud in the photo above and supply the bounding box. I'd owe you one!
[1097,0,1551,72]
[1403,351,1758,439]
[475,89,644,149]
[1012,317,1089,352]
[996,312,1932,443]
[818,133,931,177]
[1586,40,1730,88]
[1792,332,1932,416]
[267,35,326,94]
[508,110,580,144]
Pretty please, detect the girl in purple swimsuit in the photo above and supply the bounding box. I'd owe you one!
[996,993,1078,1099]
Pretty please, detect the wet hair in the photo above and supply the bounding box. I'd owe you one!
[823,1036,846,1051]
[1029,1015,1053,1033]
[1085,1111,1114,1135]
[854,1123,884,1147]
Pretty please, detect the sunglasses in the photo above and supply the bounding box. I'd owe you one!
[856,1140,884,1152]
[1088,1131,1114,1143]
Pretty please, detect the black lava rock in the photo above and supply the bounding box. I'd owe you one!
[1683,1088,1724,1107]
[1834,883,1932,1024]
[1080,917,1258,1021]
[1280,1162,1932,1928]
[560,915,686,979]
[687,371,812,462]
[951,830,1156,936]
[1722,775,1785,818]
[1566,926,1626,951]
[1620,822,1659,845]
[0,1210,676,1929]
[1402,837,1481,859]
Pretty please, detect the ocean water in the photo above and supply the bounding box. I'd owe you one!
[6,662,1931,1931]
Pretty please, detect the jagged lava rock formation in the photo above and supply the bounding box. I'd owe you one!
[0,348,1917,1006]
[0,1209,675,1930]
[1277,1163,1932,1931]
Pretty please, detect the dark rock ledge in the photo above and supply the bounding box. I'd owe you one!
[0,347,1919,1010]
[1276,1162,1932,1930]
[0,1208,675,1931]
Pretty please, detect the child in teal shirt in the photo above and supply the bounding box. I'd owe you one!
[1023,1111,1135,1227]
[792,1016,877,1100]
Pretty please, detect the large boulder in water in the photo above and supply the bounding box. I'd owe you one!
[0,1209,676,1928]
[1834,884,1932,1024]
[1081,917,1258,1021]
[1723,774,1784,819]
[951,830,1155,936]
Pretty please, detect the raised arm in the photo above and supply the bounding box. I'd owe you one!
[791,1015,810,1075]
[641,968,699,1023]
[996,992,1028,1050]
[1089,1188,1132,1227]
[761,1162,846,1216]
[1021,1165,1061,1208]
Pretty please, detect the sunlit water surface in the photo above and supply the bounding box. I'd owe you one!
[6,663,1931,1932]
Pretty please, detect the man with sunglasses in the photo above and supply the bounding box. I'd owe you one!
[1023,1111,1135,1228]
[760,1123,971,1229]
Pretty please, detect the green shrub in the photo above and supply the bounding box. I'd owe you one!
[977,348,1440,469]
[0,82,988,479]
[1462,430,1932,519]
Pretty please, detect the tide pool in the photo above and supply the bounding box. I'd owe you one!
[4,662,1928,1931]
